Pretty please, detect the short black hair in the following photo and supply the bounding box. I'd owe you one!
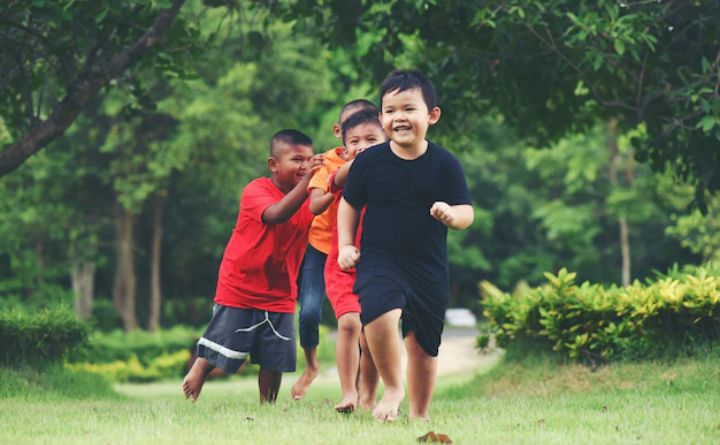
[341,110,383,146]
[269,129,313,156]
[339,99,378,123]
[379,69,437,111]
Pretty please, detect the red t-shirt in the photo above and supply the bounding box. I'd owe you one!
[214,177,314,313]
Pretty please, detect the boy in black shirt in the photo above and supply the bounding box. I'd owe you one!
[337,69,474,421]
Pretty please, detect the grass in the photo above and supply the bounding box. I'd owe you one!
[2,349,719,444]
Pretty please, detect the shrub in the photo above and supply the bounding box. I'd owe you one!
[69,325,202,366]
[0,307,89,368]
[66,350,190,383]
[481,266,720,364]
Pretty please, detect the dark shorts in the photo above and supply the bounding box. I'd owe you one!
[196,304,296,374]
[357,275,446,357]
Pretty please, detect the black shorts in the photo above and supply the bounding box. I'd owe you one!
[357,275,446,357]
[196,304,296,373]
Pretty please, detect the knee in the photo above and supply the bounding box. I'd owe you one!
[299,304,322,325]
[337,317,361,337]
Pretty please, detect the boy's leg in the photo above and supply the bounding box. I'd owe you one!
[182,357,215,401]
[363,308,404,422]
[334,312,362,413]
[404,331,438,420]
[259,367,283,403]
[357,329,379,410]
[292,246,326,400]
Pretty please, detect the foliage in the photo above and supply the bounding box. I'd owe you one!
[0,307,89,368]
[294,0,720,206]
[66,350,190,383]
[482,266,720,364]
[667,194,720,263]
[70,325,201,365]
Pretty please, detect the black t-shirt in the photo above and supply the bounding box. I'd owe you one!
[343,140,471,286]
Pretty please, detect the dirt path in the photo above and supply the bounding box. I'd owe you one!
[432,328,499,376]
[313,327,499,381]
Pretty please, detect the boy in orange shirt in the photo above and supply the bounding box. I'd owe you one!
[291,100,379,400]
[324,110,387,413]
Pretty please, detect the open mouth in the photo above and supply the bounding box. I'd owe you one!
[393,125,411,132]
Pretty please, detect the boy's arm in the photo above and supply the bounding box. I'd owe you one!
[262,156,323,224]
[337,197,361,270]
[333,160,354,188]
[309,188,334,215]
[430,202,474,230]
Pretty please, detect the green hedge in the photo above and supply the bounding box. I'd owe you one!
[482,266,720,364]
[0,308,88,368]
[69,325,202,365]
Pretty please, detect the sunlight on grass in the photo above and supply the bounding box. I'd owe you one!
[3,351,720,445]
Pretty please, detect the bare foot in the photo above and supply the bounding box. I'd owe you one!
[372,389,404,422]
[290,365,319,400]
[358,394,376,411]
[335,392,358,414]
[182,358,212,401]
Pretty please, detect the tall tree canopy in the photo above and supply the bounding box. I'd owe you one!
[293,0,720,209]
[0,0,192,177]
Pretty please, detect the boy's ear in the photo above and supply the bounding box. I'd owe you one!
[428,106,441,125]
[267,157,278,173]
[332,123,342,139]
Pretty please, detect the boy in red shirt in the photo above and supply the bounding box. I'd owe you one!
[182,129,323,403]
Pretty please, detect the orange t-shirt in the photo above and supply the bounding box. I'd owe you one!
[307,147,347,254]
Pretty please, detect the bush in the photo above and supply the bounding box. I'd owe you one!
[0,307,89,369]
[66,350,190,383]
[66,325,201,382]
[69,325,202,366]
[481,266,720,364]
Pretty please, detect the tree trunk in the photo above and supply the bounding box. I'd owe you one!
[113,203,138,331]
[72,261,96,320]
[607,118,631,287]
[148,192,166,332]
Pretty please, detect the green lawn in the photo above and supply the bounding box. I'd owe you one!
[2,351,719,445]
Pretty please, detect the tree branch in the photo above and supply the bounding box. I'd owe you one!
[0,0,186,177]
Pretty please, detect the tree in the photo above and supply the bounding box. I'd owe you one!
[0,0,191,177]
[292,0,720,208]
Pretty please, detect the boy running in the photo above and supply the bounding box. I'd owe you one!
[182,129,322,403]
[323,110,387,413]
[337,70,474,421]
[291,100,378,400]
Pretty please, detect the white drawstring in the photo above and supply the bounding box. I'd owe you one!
[235,311,291,341]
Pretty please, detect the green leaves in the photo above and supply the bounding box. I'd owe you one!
[482,265,720,363]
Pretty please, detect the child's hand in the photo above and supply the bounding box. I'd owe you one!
[430,201,456,227]
[338,245,360,270]
[308,154,324,176]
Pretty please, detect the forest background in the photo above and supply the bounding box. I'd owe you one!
[1,0,718,333]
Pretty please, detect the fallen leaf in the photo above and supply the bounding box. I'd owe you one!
[417,431,453,443]
[418,431,438,442]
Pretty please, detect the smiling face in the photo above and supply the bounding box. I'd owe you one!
[380,87,440,154]
[268,143,315,193]
[343,122,387,159]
